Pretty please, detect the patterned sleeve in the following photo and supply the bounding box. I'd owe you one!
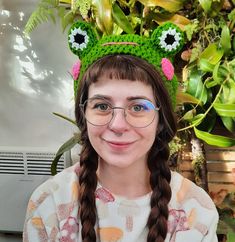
[23,180,60,242]
[201,211,219,242]
[23,164,80,242]
[170,172,219,242]
[23,208,50,242]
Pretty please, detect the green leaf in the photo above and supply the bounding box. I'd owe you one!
[184,20,199,41]
[61,10,74,32]
[199,58,214,72]
[57,6,66,18]
[176,91,202,105]
[53,112,77,126]
[208,64,230,89]
[228,8,235,21]
[194,127,235,147]
[197,109,216,132]
[192,114,204,125]
[153,14,190,30]
[182,110,195,121]
[24,0,60,35]
[198,0,212,13]
[222,79,235,103]
[200,43,224,65]
[233,36,235,52]
[138,0,184,12]
[206,78,220,89]
[51,133,81,175]
[220,116,235,133]
[220,25,231,56]
[206,61,223,88]
[24,6,55,35]
[228,233,235,242]
[112,3,134,34]
[59,0,71,3]
[217,217,235,234]
[213,103,235,117]
[92,0,113,35]
[187,69,207,104]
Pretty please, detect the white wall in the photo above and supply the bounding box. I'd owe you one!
[0,0,77,150]
[0,0,79,236]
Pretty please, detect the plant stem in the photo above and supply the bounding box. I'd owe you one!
[53,112,77,126]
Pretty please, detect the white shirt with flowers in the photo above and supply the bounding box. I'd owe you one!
[23,163,218,242]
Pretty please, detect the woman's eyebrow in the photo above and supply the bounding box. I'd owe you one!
[90,94,153,102]
[127,96,153,102]
[90,94,112,100]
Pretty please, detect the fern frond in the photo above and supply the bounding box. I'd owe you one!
[24,0,59,35]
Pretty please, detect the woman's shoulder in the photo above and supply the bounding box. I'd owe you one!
[23,164,81,241]
[170,171,216,210]
[32,163,79,197]
[169,171,218,241]
[25,163,80,220]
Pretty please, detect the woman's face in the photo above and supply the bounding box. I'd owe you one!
[86,77,159,169]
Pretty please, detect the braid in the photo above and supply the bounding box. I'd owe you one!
[78,130,98,242]
[74,54,177,242]
[146,138,172,242]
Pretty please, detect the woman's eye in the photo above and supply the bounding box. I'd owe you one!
[130,100,155,112]
[94,103,109,111]
[131,104,145,112]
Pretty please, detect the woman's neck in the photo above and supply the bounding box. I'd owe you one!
[97,160,151,199]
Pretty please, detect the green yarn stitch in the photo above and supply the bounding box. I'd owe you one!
[68,21,184,108]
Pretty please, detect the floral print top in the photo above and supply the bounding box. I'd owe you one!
[23,163,218,242]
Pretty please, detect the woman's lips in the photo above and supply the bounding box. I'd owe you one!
[104,140,135,149]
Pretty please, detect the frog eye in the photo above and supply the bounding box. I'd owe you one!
[69,27,89,50]
[151,23,184,56]
[68,21,97,58]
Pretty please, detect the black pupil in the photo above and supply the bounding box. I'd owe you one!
[165,34,175,45]
[75,33,85,44]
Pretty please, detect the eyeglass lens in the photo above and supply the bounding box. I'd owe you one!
[81,98,159,128]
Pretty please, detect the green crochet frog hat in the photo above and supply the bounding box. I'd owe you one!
[68,21,184,107]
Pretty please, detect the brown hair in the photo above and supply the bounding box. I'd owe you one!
[75,55,177,242]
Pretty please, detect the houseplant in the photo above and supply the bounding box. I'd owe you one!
[24,0,235,239]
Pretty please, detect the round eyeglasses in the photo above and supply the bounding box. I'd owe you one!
[79,98,160,128]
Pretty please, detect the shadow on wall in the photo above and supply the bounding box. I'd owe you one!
[0,0,78,234]
[0,0,77,149]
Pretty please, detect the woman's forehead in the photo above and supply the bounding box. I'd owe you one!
[87,77,155,101]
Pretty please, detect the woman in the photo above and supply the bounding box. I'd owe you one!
[23,22,218,242]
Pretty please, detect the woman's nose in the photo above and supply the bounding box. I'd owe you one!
[108,108,130,131]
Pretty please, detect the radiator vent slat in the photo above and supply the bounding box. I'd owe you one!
[0,151,67,175]
[0,170,25,174]
[0,151,24,174]
[0,163,24,167]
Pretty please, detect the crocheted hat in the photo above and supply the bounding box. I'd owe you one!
[68,21,184,107]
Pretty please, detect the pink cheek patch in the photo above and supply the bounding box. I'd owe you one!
[161,58,174,80]
[71,60,81,80]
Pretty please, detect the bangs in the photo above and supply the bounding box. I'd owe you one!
[83,55,151,85]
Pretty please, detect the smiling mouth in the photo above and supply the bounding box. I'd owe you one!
[104,139,135,148]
